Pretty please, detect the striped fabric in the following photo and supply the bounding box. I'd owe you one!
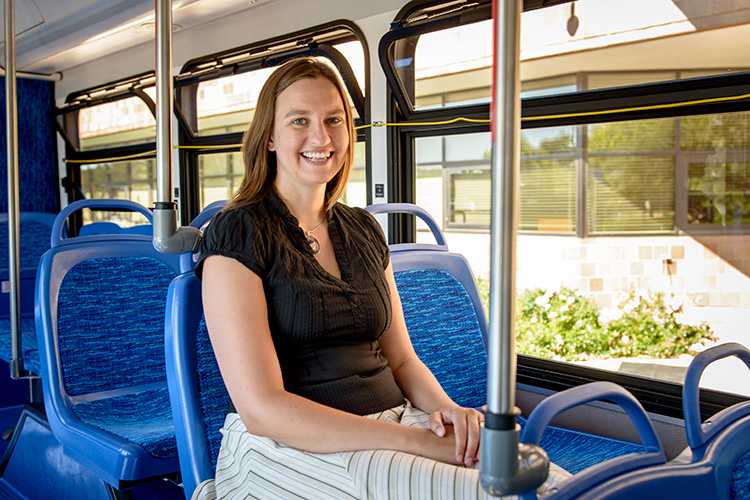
[193,402,571,500]
[394,269,487,409]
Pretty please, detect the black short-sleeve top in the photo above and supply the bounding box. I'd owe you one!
[196,190,405,415]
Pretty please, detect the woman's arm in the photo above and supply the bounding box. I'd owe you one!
[201,254,463,464]
[378,262,484,467]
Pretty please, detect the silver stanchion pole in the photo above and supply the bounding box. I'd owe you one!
[480,0,549,495]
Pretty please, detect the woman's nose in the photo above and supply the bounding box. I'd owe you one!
[308,120,330,145]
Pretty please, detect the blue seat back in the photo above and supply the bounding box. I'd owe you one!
[366,203,488,409]
[166,272,230,499]
[35,201,183,486]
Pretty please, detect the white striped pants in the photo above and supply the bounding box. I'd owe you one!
[193,402,570,500]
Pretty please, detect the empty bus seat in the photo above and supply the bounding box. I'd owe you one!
[541,344,750,500]
[0,212,56,375]
[520,381,667,500]
[0,212,57,322]
[34,199,182,488]
[366,203,488,409]
[365,203,651,478]
[165,272,230,500]
[67,198,154,238]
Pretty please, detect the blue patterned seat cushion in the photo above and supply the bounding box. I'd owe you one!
[56,256,176,396]
[394,268,488,409]
[0,318,40,373]
[523,417,646,475]
[731,450,750,499]
[197,317,230,470]
[71,386,177,458]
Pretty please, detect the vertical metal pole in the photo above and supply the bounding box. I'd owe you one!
[155,0,173,205]
[486,0,521,418]
[152,0,200,255]
[480,0,549,495]
[5,0,23,378]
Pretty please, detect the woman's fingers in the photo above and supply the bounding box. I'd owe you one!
[430,406,483,466]
[428,410,446,437]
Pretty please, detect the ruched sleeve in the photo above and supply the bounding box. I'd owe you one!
[195,207,266,280]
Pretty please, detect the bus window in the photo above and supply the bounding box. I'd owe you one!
[199,152,244,208]
[78,88,156,150]
[194,41,365,137]
[181,27,369,214]
[386,0,750,403]
[63,84,158,226]
[384,0,749,116]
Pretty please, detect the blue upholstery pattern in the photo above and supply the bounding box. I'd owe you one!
[71,387,177,459]
[394,268,487,409]
[57,257,176,396]
[0,218,54,270]
[732,450,750,499]
[0,318,40,373]
[535,421,645,475]
[0,79,58,214]
[196,317,230,470]
[165,272,230,498]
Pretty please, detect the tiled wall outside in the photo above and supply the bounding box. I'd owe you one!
[430,231,750,313]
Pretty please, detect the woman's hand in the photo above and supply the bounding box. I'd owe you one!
[428,405,484,467]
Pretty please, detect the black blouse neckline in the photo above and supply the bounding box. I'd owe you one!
[266,188,353,287]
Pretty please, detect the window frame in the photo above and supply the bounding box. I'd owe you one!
[381,0,750,418]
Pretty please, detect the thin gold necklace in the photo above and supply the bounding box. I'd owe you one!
[305,218,325,255]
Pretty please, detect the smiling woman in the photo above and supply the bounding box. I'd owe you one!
[195,56,570,499]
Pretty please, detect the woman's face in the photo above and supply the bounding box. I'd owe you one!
[268,76,349,195]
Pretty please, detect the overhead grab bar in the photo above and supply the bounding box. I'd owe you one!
[480,0,549,496]
[152,0,201,255]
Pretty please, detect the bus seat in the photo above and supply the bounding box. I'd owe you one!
[545,345,750,500]
[165,272,230,500]
[0,321,40,374]
[680,343,750,498]
[78,221,153,236]
[179,200,227,273]
[365,203,654,481]
[366,203,488,409]
[520,381,666,500]
[34,200,182,489]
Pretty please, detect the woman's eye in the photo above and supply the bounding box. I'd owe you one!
[292,118,307,125]
[327,117,342,124]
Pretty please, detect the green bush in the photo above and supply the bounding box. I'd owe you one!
[476,281,715,361]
